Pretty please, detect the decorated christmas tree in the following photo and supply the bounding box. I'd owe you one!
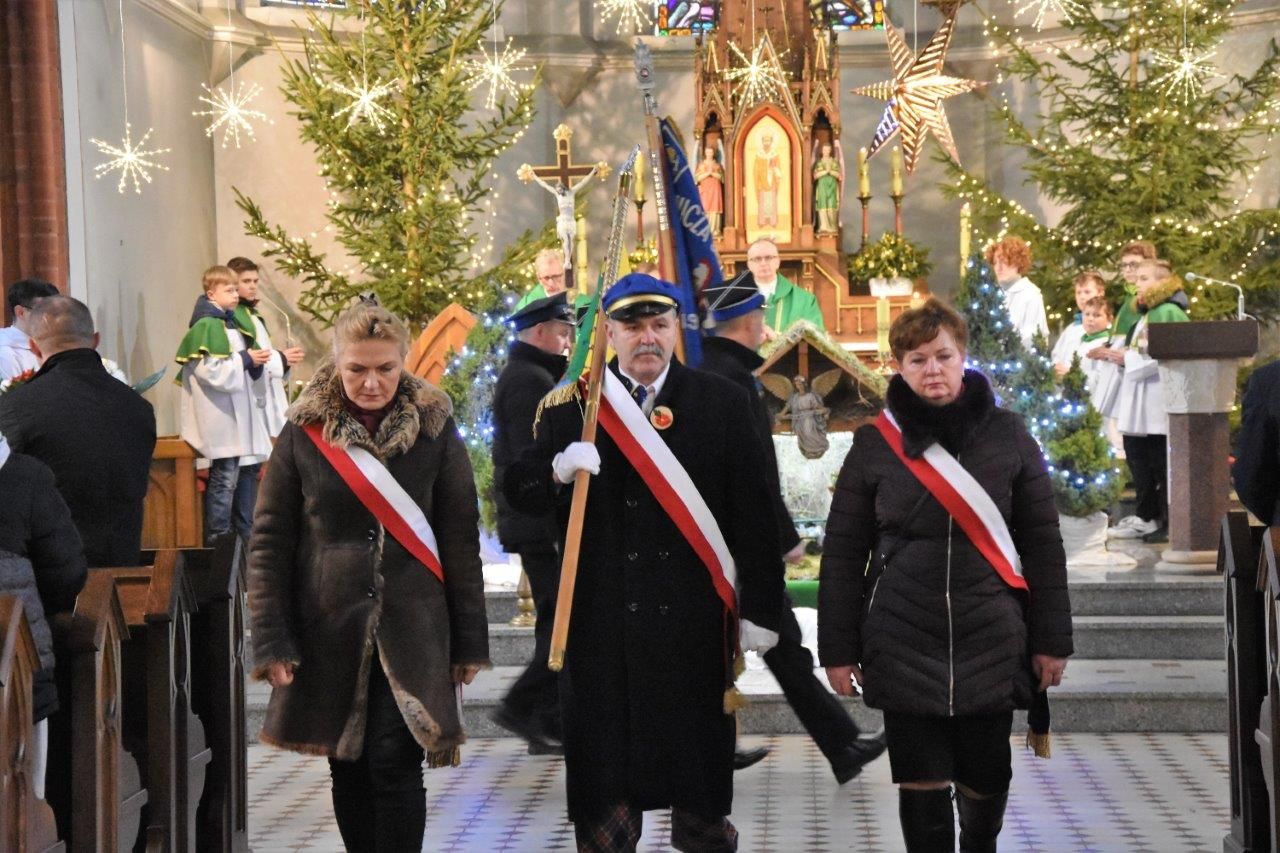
[1044,356,1124,516]
[1008,330,1058,442]
[955,252,1027,393]
[944,0,1280,322]
[236,0,538,328]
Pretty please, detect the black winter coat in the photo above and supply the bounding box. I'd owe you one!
[0,448,88,720]
[505,358,784,821]
[698,336,801,554]
[818,371,1072,717]
[0,349,156,566]
[248,362,489,764]
[492,340,567,550]
[1234,360,1280,525]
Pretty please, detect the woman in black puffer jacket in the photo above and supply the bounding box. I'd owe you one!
[0,430,87,799]
[818,298,1072,853]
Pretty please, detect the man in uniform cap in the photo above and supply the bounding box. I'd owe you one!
[491,293,576,754]
[700,271,887,783]
[506,273,785,851]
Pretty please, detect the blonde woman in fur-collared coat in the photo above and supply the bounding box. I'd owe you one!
[247,301,489,851]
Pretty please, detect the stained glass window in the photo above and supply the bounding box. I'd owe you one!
[815,0,885,30]
[654,1,719,36]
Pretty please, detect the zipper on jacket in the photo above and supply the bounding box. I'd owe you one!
[946,515,955,716]
[866,550,887,615]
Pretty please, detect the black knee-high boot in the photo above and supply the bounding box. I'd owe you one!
[957,789,1008,853]
[898,787,955,853]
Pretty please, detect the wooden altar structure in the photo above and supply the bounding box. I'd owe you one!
[694,0,920,356]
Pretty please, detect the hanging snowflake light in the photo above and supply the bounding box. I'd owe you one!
[462,38,532,111]
[725,38,789,107]
[1150,44,1217,103]
[329,69,397,131]
[194,80,269,148]
[91,123,171,194]
[596,0,651,35]
[1015,0,1086,30]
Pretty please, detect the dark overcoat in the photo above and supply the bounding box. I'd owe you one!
[0,348,156,566]
[247,361,489,764]
[698,336,801,553]
[818,371,1073,717]
[491,340,566,550]
[1234,360,1280,525]
[505,358,784,822]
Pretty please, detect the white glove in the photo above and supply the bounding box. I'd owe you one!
[740,618,780,654]
[552,441,601,484]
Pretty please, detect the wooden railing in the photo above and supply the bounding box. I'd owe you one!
[0,595,64,851]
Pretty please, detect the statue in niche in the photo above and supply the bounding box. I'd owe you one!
[813,141,843,235]
[695,146,724,235]
[753,132,783,228]
[777,374,831,459]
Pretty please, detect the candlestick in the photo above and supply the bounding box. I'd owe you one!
[633,158,645,203]
[875,296,891,356]
[857,146,870,197]
[890,146,903,197]
[959,202,971,276]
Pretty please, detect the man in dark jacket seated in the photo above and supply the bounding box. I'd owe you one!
[505,273,785,852]
[490,293,575,755]
[700,271,886,783]
[0,295,157,566]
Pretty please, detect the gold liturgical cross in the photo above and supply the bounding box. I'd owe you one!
[517,123,610,191]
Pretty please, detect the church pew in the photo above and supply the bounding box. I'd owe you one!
[48,571,148,851]
[1255,528,1280,851]
[100,551,211,852]
[0,595,64,851]
[183,536,250,852]
[1222,512,1267,853]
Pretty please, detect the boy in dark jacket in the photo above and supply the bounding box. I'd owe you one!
[0,430,87,798]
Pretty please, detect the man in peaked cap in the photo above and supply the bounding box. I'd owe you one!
[505,273,786,851]
[699,271,887,784]
[491,293,576,755]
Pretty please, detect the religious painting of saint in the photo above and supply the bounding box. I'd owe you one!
[743,116,792,244]
[655,1,718,36]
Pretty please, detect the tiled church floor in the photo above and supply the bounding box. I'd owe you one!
[247,732,1230,851]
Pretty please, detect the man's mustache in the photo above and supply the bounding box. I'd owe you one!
[633,343,666,357]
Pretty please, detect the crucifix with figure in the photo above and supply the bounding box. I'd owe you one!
[518,123,610,291]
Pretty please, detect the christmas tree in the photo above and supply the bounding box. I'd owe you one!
[236,0,538,329]
[1008,330,1058,442]
[955,252,1027,393]
[1044,356,1124,516]
[944,0,1280,322]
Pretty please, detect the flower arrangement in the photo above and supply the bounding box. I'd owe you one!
[847,232,933,284]
[0,369,35,394]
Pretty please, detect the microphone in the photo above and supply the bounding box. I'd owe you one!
[1184,272,1247,319]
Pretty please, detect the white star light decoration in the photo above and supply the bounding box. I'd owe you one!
[91,123,170,194]
[1015,0,1086,31]
[329,69,397,131]
[194,81,269,148]
[596,0,651,34]
[1150,45,1218,103]
[725,37,789,107]
[462,39,532,111]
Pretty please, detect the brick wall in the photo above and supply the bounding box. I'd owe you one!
[0,0,70,322]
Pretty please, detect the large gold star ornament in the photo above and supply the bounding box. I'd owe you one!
[851,8,985,174]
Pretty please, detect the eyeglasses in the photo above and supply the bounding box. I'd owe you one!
[1118,261,1140,271]
[539,272,566,282]
[747,254,779,263]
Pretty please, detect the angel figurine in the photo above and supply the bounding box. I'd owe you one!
[763,371,843,459]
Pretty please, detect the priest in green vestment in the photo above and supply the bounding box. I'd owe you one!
[745,239,825,340]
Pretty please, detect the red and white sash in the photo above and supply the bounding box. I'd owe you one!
[595,370,738,614]
[303,423,445,584]
[874,411,1027,592]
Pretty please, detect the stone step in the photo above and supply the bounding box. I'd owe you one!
[245,658,1226,742]
[484,613,1225,666]
[480,575,1222,625]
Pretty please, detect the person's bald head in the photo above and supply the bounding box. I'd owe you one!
[27,296,99,362]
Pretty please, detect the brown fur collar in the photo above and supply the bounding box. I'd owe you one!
[1137,276,1189,311]
[288,358,452,458]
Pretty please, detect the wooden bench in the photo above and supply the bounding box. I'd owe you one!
[0,595,64,851]
[101,551,211,852]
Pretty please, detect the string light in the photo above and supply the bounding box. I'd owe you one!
[1150,45,1218,104]
[1015,0,1086,32]
[725,36,789,107]
[195,81,269,148]
[463,38,532,111]
[595,0,651,35]
[330,69,396,131]
[94,0,168,194]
